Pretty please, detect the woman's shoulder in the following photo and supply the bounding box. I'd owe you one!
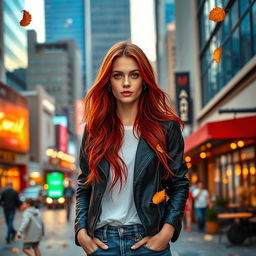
[162,119,182,132]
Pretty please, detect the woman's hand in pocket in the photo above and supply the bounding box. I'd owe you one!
[77,229,108,254]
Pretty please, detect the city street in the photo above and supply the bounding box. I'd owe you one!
[1,203,256,256]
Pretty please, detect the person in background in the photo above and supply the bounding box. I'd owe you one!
[17,198,44,256]
[0,181,21,243]
[63,180,75,221]
[192,180,210,232]
[184,189,193,232]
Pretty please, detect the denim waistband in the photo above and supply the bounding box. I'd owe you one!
[94,224,145,241]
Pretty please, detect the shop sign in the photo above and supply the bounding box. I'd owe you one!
[175,72,192,124]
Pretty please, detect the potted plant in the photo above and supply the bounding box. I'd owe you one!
[206,208,219,234]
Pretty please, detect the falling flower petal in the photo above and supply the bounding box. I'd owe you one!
[212,47,222,63]
[209,7,226,22]
[152,189,166,204]
[204,235,213,241]
[11,248,20,254]
[20,10,32,26]
[156,144,164,153]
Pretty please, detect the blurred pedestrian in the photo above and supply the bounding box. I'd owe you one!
[17,198,44,256]
[184,189,193,232]
[63,180,75,221]
[75,41,189,256]
[192,180,210,232]
[0,181,21,243]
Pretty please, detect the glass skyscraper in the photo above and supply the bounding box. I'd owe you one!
[1,0,27,91]
[45,0,86,87]
[86,0,131,90]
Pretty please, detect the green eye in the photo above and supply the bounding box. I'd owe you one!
[113,73,122,79]
[131,73,140,78]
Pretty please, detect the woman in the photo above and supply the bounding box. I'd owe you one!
[75,41,189,256]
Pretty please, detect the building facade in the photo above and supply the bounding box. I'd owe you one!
[175,0,256,207]
[0,82,29,192]
[45,0,86,89]
[0,0,27,91]
[27,30,83,138]
[86,0,131,91]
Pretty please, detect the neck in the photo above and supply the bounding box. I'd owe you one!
[116,101,138,126]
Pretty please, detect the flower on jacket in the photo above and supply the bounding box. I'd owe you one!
[151,189,167,204]
[20,10,32,26]
[156,144,164,153]
[208,7,226,22]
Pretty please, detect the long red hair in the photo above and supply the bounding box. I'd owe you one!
[82,41,183,192]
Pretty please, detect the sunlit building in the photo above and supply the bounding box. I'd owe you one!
[27,30,83,140]
[86,0,131,91]
[175,0,256,206]
[0,0,27,91]
[45,0,86,89]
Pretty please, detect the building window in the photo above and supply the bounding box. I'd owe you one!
[199,0,256,107]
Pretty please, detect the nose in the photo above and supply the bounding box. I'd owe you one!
[123,75,130,87]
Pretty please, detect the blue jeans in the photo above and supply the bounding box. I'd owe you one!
[4,209,16,241]
[88,224,172,256]
[195,207,207,231]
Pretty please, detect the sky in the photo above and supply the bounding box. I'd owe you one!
[24,0,156,62]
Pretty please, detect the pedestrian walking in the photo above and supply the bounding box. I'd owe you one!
[184,189,193,232]
[0,181,21,243]
[17,198,44,256]
[192,180,210,232]
[75,41,189,255]
[63,180,75,221]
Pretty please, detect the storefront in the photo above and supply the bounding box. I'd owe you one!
[0,82,29,192]
[184,115,256,207]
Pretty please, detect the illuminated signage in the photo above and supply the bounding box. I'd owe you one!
[75,100,85,135]
[0,82,29,153]
[175,72,192,124]
[46,172,64,198]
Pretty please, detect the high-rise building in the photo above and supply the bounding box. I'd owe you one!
[0,0,27,91]
[27,30,83,138]
[45,0,86,89]
[175,0,256,205]
[86,0,131,90]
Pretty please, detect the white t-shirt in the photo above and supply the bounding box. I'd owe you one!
[96,126,142,229]
[192,188,209,208]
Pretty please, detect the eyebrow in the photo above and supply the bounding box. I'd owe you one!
[112,69,140,73]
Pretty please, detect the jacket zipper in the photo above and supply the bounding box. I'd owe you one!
[156,167,161,232]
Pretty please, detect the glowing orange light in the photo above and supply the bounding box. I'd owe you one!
[200,152,207,159]
[186,162,192,168]
[206,143,212,148]
[230,143,237,149]
[185,156,191,162]
[223,178,228,184]
[242,168,249,176]
[237,140,244,147]
[226,170,232,176]
[235,168,241,176]
[250,167,256,175]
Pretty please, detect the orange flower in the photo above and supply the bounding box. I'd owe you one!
[212,47,222,63]
[208,7,226,22]
[152,189,167,204]
[20,10,32,26]
[156,144,164,153]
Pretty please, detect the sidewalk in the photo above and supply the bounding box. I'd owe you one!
[171,225,256,256]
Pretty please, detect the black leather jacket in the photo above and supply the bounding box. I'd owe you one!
[75,120,189,246]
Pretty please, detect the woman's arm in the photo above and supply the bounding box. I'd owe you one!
[74,128,92,246]
[161,121,189,242]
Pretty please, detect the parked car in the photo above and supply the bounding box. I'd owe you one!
[20,186,46,208]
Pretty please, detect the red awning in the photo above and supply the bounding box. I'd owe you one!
[184,115,256,153]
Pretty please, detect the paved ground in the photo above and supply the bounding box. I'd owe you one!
[1,206,256,256]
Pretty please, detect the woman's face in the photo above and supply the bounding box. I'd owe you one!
[109,56,143,106]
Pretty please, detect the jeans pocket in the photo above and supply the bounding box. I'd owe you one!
[87,247,100,256]
[142,243,170,253]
